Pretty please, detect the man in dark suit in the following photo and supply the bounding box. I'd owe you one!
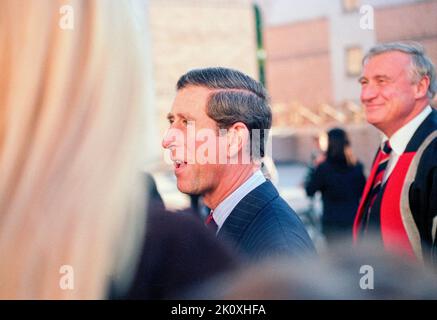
[353,42,437,264]
[162,67,315,260]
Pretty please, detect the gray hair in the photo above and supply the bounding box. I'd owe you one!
[363,41,436,99]
[176,67,272,159]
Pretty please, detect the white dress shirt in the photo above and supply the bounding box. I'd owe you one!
[212,170,266,232]
[382,105,432,183]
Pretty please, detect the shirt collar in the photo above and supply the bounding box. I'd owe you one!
[213,170,266,230]
[382,105,432,155]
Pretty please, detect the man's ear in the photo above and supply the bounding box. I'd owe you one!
[414,75,430,99]
[227,122,249,159]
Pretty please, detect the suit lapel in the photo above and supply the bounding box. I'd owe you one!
[217,180,278,243]
[405,109,437,152]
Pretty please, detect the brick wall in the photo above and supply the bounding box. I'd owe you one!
[265,18,333,123]
[375,0,437,67]
[149,0,258,135]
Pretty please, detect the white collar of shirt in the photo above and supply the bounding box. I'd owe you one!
[382,105,432,154]
[380,105,432,182]
[212,170,266,232]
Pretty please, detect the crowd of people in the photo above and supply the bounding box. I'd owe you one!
[0,0,436,299]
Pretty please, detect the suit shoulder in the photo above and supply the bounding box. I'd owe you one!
[418,132,437,166]
[249,196,314,243]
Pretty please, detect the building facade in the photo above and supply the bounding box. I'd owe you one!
[261,0,437,128]
[149,0,259,138]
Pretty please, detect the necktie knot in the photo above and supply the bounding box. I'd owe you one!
[382,140,392,155]
[205,210,215,224]
[205,210,218,234]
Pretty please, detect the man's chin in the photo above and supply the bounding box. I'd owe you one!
[365,114,382,126]
[176,182,192,195]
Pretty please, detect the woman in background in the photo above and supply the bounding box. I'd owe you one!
[305,128,366,245]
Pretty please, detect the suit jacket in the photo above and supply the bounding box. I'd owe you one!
[217,180,316,260]
[353,108,437,263]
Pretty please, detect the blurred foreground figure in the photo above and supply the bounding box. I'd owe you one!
[191,237,437,299]
[354,42,437,264]
[114,174,238,299]
[0,0,238,300]
[0,0,150,299]
[121,206,239,299]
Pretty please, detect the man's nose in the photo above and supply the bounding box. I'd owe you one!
[361,83,378,103]
[162,129,173,149]
[162,127,182,149]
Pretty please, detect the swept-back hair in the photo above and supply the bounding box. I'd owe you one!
[177,67,272,159]
[363,41,436,100]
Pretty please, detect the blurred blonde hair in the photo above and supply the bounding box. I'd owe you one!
[0,0,149,299]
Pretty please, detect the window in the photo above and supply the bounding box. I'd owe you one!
[343,0,360,13]
[346,47,363,77]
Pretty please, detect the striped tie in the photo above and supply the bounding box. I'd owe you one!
[205,210,218,234]
[362,140,392,232]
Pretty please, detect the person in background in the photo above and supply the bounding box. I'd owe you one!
[353,42,437,264]
[305,128,366,245]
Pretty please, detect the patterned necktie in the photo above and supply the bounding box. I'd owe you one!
[362,140,392,232]
[205,210,218,234]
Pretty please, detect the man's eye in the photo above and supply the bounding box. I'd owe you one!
[168,119,174,125]
[182,119,188,125]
